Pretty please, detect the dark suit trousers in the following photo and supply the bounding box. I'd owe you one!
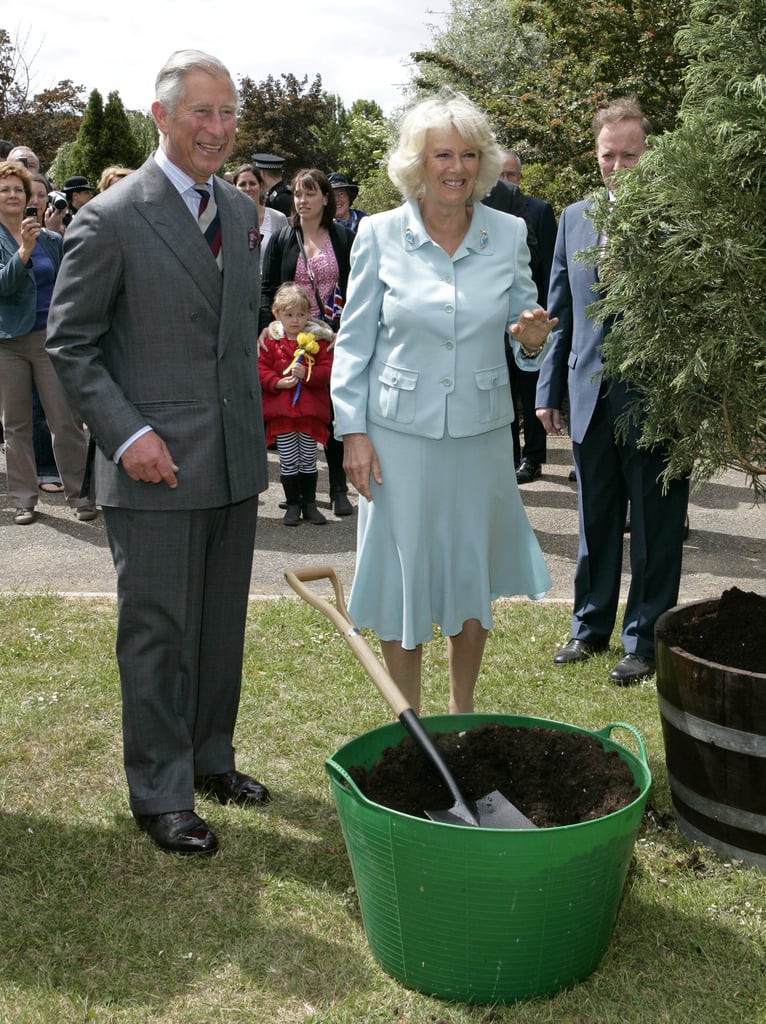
[571,398,688,658]
[103,498,259,816]
[507,352,547,466]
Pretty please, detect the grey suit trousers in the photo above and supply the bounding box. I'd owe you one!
[103,497,259,816]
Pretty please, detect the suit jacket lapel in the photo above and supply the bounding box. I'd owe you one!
[133,162,223,315]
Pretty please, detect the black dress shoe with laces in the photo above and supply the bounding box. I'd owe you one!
[516,460,542,484]
[195,769,271,806]
[553,637,608,665]
[136,810,218,855]
[608,653,656,685]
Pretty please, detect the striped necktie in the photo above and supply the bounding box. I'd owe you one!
[194,186,222,268]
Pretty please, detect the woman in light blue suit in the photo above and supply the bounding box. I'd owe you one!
[331,88,555,714]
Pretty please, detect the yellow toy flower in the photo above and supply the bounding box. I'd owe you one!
[283,331,321,405]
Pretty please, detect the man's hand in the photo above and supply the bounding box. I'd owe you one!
[342,432,382,501]
[120,431,179,487]
[256,327,270,355]
[536,408,567,435]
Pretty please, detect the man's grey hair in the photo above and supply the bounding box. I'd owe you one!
[155,50,237,115]
[502,149,522,171]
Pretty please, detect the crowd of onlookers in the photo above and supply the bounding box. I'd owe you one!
[0,141,129,524]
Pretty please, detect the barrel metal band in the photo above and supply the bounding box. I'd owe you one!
[671,801,766,872]
[658,694,766,757]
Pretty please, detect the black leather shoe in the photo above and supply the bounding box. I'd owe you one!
[516,460,542,484]
[553,637,608,665]
[136,810,218,855]
[608,653,656,685]
[195,769,271,806]
[331,490,353,516]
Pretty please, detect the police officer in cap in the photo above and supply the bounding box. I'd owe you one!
[253,154,292,217]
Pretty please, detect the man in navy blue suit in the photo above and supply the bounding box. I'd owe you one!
[499,150,558,483]
[536,97,689,685]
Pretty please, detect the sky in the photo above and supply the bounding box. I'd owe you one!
[14,2,446,116]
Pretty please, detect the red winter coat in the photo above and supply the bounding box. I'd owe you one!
[258,334,333,446]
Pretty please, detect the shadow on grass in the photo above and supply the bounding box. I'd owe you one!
[1,802,764,1021]
[0,804,371,1013]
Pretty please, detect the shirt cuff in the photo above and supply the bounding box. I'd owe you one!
[114,425,152,464]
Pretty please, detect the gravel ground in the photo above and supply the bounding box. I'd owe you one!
[1,436,764,604]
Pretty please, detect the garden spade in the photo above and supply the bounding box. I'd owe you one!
[285,567,536,829]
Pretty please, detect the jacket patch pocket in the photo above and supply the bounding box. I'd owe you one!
[377,363,418,424]
[474,363,511,423]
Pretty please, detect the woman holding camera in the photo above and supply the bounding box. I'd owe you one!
[0,160,93,525]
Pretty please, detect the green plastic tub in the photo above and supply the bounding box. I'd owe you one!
[326,713,651,1004]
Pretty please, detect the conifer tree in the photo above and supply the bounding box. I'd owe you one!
[64,88,141,184]
[591,0,766,495]
[66,88,104,182]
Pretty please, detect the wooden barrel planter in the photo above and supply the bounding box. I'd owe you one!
[655,599,766,872]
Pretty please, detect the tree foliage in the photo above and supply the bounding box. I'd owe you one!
[0,28,84,173]
[412,0,690,210]
[233,73,339,173]
[590,0,766,495]
[62,88,142,184]
[231,73,390,198]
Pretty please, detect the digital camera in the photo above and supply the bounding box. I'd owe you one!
[48,190,68,211]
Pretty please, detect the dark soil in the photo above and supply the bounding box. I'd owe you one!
[666,587,766,674]
[349,723,640,828]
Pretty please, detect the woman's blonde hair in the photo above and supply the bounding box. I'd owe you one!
[97,165,134,191]
[387,86,503,202]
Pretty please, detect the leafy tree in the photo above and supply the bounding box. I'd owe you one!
[341,100,390,185]
[412,0,690,210]
[590,0,766,495]
[0,28,84,172]
[232,74,390,188]
[233,73,340,173]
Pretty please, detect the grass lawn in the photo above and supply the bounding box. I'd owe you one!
[0,594,764,1024]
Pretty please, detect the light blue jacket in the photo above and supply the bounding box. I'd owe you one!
[0,223,62,339]
[331,199,545,440]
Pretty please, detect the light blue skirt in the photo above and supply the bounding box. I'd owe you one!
[348,424,552,649]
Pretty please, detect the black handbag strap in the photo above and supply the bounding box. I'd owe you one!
[295,230,331,324]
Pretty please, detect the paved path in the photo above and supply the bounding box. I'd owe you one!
[1,436,764,603]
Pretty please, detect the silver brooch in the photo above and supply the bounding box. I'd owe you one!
[480,230,489,249]
[405,226,415,244]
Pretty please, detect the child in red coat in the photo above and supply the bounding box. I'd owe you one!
[258,283,334,525]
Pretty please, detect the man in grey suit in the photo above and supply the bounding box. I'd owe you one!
[536,96,689,685]
[47,50,271,855]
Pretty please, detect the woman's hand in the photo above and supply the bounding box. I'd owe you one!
[44,206,66,236]
[342,432,382,501]
[19,214,42,264]
[509,308,558,354]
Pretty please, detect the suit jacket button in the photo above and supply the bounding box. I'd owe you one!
[190,312,201,322]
